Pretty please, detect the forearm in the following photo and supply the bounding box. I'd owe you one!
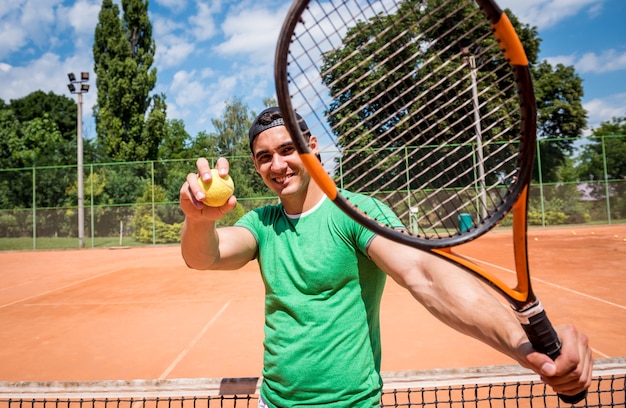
[369,236,528,362]
[408,257,528,360]
[181,217,221,270]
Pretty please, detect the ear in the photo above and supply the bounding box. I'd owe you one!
[251,154,261,173]
[308,135,319,155]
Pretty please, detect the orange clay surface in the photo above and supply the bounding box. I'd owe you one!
[1,224,625,382]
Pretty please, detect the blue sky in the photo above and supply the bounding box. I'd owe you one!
[1,0,625,141]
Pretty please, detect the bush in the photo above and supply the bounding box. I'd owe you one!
[133,214,182,244]
[528,210,568,226]
[0,213,18,237]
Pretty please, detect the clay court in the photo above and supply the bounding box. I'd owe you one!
[1,224,625,383]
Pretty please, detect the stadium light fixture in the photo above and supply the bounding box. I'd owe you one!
[67,71,90,249]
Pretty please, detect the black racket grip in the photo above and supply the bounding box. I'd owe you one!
[520,307,587,405]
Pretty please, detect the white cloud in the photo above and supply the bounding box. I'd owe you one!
[154,30,197,69]
[499,0,604,28]
[154,0,189,13]
[61,0,101,36]
[0,20,29,59]
[0,0,98,59]
[576,49,626,74]
[189,1,221,42]
[584,93,626,130]
[0,0,65,59]
[213,5,288,63]
[0,52,95,120]
[546,49,626,74]
[170,69,211,107]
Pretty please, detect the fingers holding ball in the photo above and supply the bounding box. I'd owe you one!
[198,169,235,207]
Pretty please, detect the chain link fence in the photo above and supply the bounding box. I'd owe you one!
[1,135,624,250]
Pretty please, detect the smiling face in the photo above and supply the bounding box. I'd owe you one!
[251,125,322,211]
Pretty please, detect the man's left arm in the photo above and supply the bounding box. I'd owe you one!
[367,234,593,397]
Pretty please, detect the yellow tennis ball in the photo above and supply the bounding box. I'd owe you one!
[198,169,234,207]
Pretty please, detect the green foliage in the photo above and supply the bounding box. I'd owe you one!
[577,116,626,219]
[9,91,77,143]
[0,213,19,237]
[133,214,182,244]
[319,0,522,190]
[0,109,80,210]
[592,115,626,136]
[579,116,626,181]
[533,62,587,182]
[527,209,568,225]
[201,98,272,199]
[217,202,246,227]
[93,0,165,162]
[132,183,182,244]
[526,156,590,225]
[0,91,92,169]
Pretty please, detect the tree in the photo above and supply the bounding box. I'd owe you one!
[208,98,272,201]
[157,118,195,202]
[0,102,76,208]
[3,91,99,165]
[93,0,166,163]
[533,62,587,182]
[10,91,76,143]
[507,14,587,183]
[320,0,518,192]
[317,0,587,190]
[577,116,626,219]
[579,116,626,181]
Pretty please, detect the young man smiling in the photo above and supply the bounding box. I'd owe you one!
[180,107,592,407]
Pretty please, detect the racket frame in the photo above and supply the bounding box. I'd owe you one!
[274,1,586,403]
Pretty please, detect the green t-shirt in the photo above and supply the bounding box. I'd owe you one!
[235,193,402,407]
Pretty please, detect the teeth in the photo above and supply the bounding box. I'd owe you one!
[275,175,291,183]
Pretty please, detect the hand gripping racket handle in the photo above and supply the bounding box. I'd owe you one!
[518,304,587,404]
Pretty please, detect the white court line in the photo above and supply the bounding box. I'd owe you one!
[0,268,126,310]
[0,279,36,294]
[464,255,626,311]
[158,301,231,380]
[22,300,215,306]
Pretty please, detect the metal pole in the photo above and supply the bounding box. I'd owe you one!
[469,56,487,220]
[77,92,84,248]
[68,72,88,248]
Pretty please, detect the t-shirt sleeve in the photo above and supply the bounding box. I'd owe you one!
[235,208,262,242]
[339,192,405,254]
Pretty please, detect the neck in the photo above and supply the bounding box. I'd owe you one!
[281,181,326,215]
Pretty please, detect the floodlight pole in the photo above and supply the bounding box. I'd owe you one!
[463,49,488,221]
[67,72,90,249]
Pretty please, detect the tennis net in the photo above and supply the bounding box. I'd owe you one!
[1,358,623,408]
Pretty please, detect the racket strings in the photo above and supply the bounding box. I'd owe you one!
[340,61,519,223]
[282,0,528,241]
[326,13,500,164]
[327,6,487,154]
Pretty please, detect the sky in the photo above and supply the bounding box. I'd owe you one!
[1,0,625,142]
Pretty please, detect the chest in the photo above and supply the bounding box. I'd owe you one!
[257,215,365,296]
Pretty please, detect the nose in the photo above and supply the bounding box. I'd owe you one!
[270,153,287,171]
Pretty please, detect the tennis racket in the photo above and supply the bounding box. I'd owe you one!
[274,0,586,404]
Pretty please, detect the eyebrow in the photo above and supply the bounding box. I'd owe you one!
[254,141,295,160]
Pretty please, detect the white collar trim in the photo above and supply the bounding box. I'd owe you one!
[284,196,326,219]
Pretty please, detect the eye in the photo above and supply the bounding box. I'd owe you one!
[257,153,271,164]
[281,145,296,156]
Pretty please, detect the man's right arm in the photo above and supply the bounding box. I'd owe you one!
[179,158,257,270]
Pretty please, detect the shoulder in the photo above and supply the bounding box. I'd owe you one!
[235,203,286,233]
[339,189,404,228]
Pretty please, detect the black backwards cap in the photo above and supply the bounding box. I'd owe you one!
[248,107,309,152]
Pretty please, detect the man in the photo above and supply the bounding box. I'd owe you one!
[180,107,592,407]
